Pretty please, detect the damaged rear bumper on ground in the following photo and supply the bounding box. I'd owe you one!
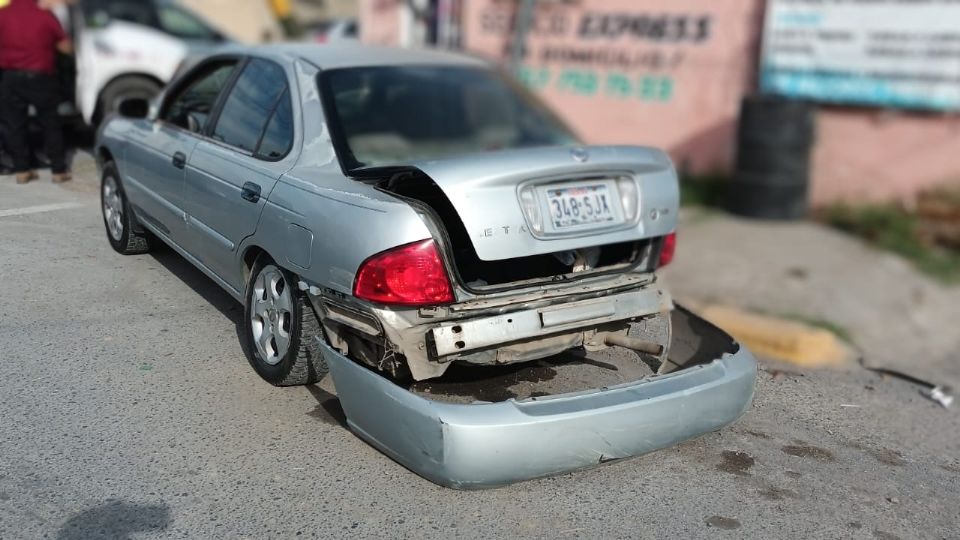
[320,306,758,489]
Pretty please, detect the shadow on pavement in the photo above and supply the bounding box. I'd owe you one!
[148,243,242,326]
[56,500,171,540]
[305,384,348,428]
[147,244,262,376]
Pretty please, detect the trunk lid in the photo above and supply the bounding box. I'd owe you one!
[408,145,679,261]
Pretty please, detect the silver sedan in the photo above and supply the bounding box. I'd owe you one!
[96,44,756,488]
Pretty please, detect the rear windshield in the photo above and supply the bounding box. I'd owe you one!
[319,66,577,171]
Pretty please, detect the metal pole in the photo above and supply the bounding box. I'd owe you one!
[510,0,537,72]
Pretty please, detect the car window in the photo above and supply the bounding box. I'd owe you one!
[83,0,159,27]
[157,5,219,41]
[212,59,288,153]
[321,66,576,169]
[255,88,293,160]
[162,62,237,132]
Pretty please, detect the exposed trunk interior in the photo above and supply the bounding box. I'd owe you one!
[380,171,656,291]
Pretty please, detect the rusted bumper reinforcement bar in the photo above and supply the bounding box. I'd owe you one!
[320,305,758,489]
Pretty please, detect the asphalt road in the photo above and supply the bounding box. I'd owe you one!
[1,158,958,539]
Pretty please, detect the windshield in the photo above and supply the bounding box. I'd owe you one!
[320,66,577,171]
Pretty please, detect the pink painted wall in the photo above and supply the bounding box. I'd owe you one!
[360,0,960,204]
[360,0,404,46]
[811,110,960,204]
[462,0,765,175]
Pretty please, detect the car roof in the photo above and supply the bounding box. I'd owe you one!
[219,43,490,69]
[224,43,490,70]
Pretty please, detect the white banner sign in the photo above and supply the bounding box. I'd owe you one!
[760,0,960,110]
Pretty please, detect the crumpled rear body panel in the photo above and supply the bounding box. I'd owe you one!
[410,145,679,262]
[322,306,757,489]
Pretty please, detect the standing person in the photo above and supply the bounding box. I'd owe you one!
[0,0,72,184]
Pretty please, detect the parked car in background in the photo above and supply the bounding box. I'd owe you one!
[303,18,358,43]
[95,44,756,488]
[68,0,229,125]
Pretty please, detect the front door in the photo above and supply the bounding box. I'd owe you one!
[122,59,239,245]
[182,58,295,287]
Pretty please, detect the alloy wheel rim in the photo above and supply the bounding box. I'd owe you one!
[250,265,293,365]
[103,175,124,241]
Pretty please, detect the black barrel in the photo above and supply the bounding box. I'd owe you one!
[727,95,816,220]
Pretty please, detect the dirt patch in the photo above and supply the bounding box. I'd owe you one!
[939,463,960,474]
[717,451,755,476]
[759,486,799,501]
[781,444,835,462]
[408,347,657,404]
[705,516,741,530]
[870,448,906,467]
[410,360,559,402]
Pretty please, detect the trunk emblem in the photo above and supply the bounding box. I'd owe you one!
[571,148,590,163]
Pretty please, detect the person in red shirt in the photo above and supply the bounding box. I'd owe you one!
[0,0,73,184]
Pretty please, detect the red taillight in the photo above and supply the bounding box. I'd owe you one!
[658,232,677,268]
[354,240,455,306]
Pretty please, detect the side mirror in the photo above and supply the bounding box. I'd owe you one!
[186,112,203,134]
[117,97,150,119]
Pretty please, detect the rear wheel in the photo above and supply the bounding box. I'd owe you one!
[242,258,328,386]
[101,162,152,255]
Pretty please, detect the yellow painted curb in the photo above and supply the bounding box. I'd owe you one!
[696,305,853,368]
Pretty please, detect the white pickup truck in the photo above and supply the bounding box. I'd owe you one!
[61,0,228,126]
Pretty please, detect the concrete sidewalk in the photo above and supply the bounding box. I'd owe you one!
[661,208,960,389]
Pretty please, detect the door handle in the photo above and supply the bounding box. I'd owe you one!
[172,151,186,169]
[241,182,261,203]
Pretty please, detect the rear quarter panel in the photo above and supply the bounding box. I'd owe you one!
[241,170,433,295]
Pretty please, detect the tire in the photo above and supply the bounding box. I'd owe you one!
[95,76,162,125]
[726,177,809,220]
[242,258,328,386]
[101,162,152,255]
[736,141,811,177]
[738,95,816,149]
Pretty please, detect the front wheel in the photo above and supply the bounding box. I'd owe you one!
[101,162,151,255]
[242,258,328,386]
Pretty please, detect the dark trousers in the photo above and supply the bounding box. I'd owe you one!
[0,70,67,174]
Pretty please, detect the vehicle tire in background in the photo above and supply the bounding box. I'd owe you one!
[728,95,815,220]
[735,141,810,177]
[737,94,815,149]
[242,258,328,386]
[95,76,162,125]
[101,162,152,255]
[725,172,809,220]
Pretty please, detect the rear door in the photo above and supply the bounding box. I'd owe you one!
[122,59,238,244]
[182,58,296,285]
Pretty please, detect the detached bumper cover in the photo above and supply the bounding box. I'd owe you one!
[321,311,757,489]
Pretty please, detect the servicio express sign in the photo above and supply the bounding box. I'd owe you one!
[760,0,960,111]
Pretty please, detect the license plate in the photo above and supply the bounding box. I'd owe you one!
[545,184,618,229]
